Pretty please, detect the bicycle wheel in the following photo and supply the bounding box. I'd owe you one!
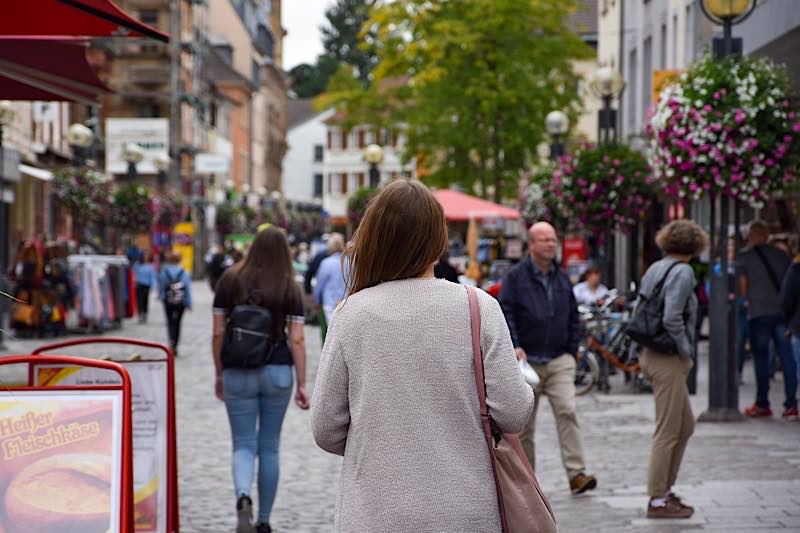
[575,349,599,396]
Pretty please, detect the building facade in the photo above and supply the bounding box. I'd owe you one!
[323,120,415,226]
[284,100,333,206]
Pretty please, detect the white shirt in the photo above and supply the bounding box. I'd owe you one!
[573,281,609,306]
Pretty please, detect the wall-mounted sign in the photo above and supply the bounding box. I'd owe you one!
[195,153,230,174]
[105,118,169,175]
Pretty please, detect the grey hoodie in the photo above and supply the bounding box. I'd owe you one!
[638,257,698,359]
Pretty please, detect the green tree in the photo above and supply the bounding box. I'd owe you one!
[334,0,591,202]
[288,0,378,98]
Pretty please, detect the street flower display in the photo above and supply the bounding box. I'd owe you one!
[52,167,109,224]
[109,185,153,234]
[151,191,183,228]
[648,54,800,207]
[533,144,655,237]
[348,186,378,228]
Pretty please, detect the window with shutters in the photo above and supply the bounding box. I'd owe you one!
[314,174,323,198]
[357,172,365,187]
[332,173,342,193]
[314,144,323,162]
[358,129,365,148]
[327,131,332,150]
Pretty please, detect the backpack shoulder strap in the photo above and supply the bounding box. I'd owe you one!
[752,245,782,291]
[647,260,682,298]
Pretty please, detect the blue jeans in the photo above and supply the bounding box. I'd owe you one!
[793,336,800,387]
[748,315,797,409]
[223,365,293,523]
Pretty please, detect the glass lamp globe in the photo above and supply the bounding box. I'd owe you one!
[703,0,753,19]
[364,143,384,164]
[122,142,145,164]
[545,111,569,136]
[590,67,625,98]
[0,100,15,126]
[68,123,93,148]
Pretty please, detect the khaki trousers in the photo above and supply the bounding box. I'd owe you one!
[640,349,695,498]
[520,354,587,480]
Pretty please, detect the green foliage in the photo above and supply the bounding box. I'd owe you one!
[52,167,109,223]
[326,0,592,202]
[215,204,237,236]
[109,185,154,234]
[289,0,377,98]
[347,186,378,227]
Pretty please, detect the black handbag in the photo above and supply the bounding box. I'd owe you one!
[626,261,683,354]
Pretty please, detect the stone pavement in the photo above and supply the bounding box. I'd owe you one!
[2,280,799,532]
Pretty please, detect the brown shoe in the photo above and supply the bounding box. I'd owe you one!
[667,492,694,514]
[569,473,597,494]
[647,498,694,519]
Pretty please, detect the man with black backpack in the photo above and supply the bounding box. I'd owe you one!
[159,251,192,356]
[737,221,796,419]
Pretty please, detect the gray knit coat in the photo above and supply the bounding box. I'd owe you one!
[311,278,535,532]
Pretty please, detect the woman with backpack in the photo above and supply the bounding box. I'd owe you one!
[310,180,533,531]
[635,220,708,520]
[212,227,310,533]
[158,251,192,356]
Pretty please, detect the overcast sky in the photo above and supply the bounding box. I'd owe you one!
[283,0,336,70]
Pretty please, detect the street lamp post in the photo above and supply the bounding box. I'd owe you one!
[545,111,569,161]
[0,101,14,276]
[364,143,384,188]
[68,123,94,168]
[154,154,171,190]
[122,142,145,183]
[698,0,757,422]
[589,68,626,288]
[590,67,625,145]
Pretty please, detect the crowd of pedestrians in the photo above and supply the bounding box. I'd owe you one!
[205,180,800,531]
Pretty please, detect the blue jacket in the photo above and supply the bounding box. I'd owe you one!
[133,262,158,288]
[159,264,192,308]
[498,256,581,364]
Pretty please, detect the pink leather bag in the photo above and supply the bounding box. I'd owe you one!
[466,286,558,533]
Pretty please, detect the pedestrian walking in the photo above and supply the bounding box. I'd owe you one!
[635,220,708,519]
[133,251,157,323]
[498,221,598,495]
[779,254,800,415]
[158,251,192,356]
[212,227,310,533]
[312,233,346,343]
[311,180,533,532]
[206,245,233,292]
[737,221,797,419]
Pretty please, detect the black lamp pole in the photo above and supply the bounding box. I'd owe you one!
[699,1,757,422]
[368,163,380,188]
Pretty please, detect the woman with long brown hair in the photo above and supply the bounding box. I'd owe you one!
[311,180,533,531]
[212,227,310,533]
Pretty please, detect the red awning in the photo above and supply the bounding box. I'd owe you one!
[3,0,169,42]
[432,189,520,222]
[0,38,110,104]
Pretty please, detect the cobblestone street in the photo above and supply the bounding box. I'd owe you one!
[2,281,799,532]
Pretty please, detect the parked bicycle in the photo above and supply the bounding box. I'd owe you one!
[574,289,651,395]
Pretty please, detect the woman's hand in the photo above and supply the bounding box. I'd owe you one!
[295,385,310,410]
[215,375,224,401]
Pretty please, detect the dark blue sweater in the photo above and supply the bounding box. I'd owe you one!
[498,257,581,364]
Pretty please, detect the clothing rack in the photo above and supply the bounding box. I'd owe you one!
[68,255,133,332]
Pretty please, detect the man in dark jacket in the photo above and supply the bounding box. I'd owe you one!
[780,256,800,420]
[737,221,796,419]
[499,221,597,494]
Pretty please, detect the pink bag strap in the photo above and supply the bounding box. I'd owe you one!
[466,286,489,417]
[466,286,509,531]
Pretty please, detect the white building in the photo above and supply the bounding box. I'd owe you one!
[323,114,416,226]
[284,99,333,205]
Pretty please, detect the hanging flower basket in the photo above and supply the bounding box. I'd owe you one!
[648,54,800,207]
[109,185,154,235]
[215,204,237,236]
[151,191,184,229]
[52,167,110,223]
[530,143,656,237]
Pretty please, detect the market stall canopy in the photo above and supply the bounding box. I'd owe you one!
[3,0,169,42]
[432,189,520,222]
[0,38,110,104]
